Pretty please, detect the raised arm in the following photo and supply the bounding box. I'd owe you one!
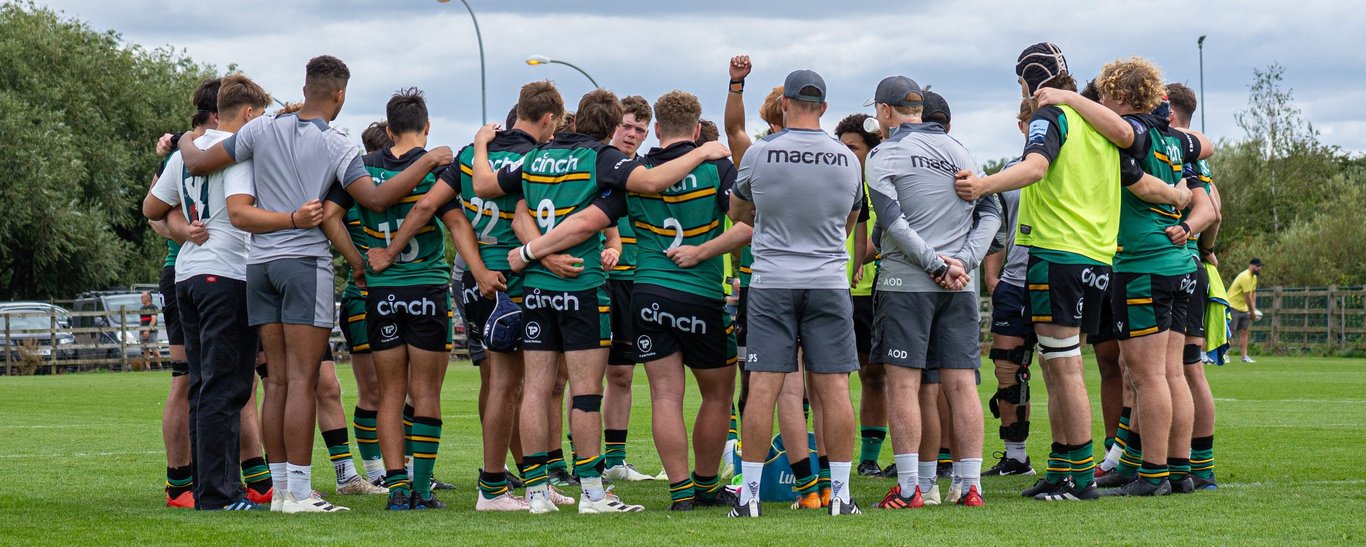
[724,55,755,164]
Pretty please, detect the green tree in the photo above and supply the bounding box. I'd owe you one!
[0,3,217,299]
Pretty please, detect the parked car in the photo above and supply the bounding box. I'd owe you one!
[71,290,169,361]
[0,302,77,363]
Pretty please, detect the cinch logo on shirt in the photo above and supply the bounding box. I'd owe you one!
[376,295,439,317]
[766,149,849,167]
[529,153,580,174]
[638,303,707,334]
[524,289,580,311]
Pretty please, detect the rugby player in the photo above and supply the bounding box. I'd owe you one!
[955,43,1191,502]
[982,100,1038,478]
[471,88,728,514]
[179,56,450,513]
[601,95,658,483]
[144,74,270,511]
[1033,56,1212,496]
[371,82,571,511]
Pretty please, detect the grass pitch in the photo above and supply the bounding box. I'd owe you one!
[0,356,1363,545]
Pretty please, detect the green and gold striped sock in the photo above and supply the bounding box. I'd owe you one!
[860,426,888,464]
[1045,442,1069,484]
[1138,460,1169,485]
[1117,431,1143,477]
[478,469,509,500]
[239,457,271,495]
[546,448,567,474]
[523,452,549,489]
[1190,436,1215,479]
[669,478,696,504]
[790,457,818,495]
[937,447,952,466]
[1069,440,1096,485]
[817,455,831,492]
[403,404,415,465]
[693,472,721,500]
[409,416,442,498]
[352,407,382,476]
[1168,457,1191,479]
[166,465,192,497]
[321,427,358,484]
[604,429,628,468]
[384,469,412,494]
[727,404,739,442]
[575,454,605,480]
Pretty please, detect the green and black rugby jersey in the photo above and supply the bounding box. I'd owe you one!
[608,216,637,281]
[1181,159,1213,258]
[1113,113,1202,275]
[156,152,183,269]
[326,146,460,287]
[493,132,640,292]
[614,141,736,301]
[446,129,537,272]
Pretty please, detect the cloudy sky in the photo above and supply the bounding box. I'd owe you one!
[39,0,1366,162]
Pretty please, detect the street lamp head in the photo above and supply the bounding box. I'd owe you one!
[1198,35,1206,46]
[527,55,551,66]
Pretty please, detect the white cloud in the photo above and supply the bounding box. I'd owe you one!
[36,0,1366,161]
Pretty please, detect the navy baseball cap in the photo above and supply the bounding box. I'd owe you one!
[863,76,923,108]
[783,69,827,103]
[483,291,523,353]
[923,90,951,124]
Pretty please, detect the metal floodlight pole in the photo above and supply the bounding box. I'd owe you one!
[1198,35,1207,132]
[526,55,600,89]
[439,0,488,124]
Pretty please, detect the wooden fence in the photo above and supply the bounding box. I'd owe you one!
[1,307,469,376]
[1248,286,1366,352]
[974,285,1365,353]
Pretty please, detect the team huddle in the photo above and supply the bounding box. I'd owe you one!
[141,41,1226,515]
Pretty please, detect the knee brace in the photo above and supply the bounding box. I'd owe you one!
[1183,343,1202,365]
[999,420,1031,442]
[1037,334,1081,360]
[988,384,1025,419]
[571,394,603,413]
[988,346,1034,368]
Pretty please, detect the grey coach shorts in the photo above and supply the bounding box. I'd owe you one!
[744,288,858,374]
[1229,309,1252,331]
[246,257,334,329]
[871,291,980,371]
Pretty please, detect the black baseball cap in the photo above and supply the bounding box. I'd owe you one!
[864,76,923,108]
[1250,258,1263,266]
[783,69,827,103]
[923,90,951,124]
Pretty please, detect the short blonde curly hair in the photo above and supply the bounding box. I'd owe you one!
[1096,57,1165,113]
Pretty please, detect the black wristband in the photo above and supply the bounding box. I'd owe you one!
[729,79,744,94]
[290,211,297,229]
[1179,222,1191,234]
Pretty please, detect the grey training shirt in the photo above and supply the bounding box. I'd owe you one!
[734,128,862,290]
[997,185,1028,287]
[223,113,367,264]
[866,122,1001,293]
